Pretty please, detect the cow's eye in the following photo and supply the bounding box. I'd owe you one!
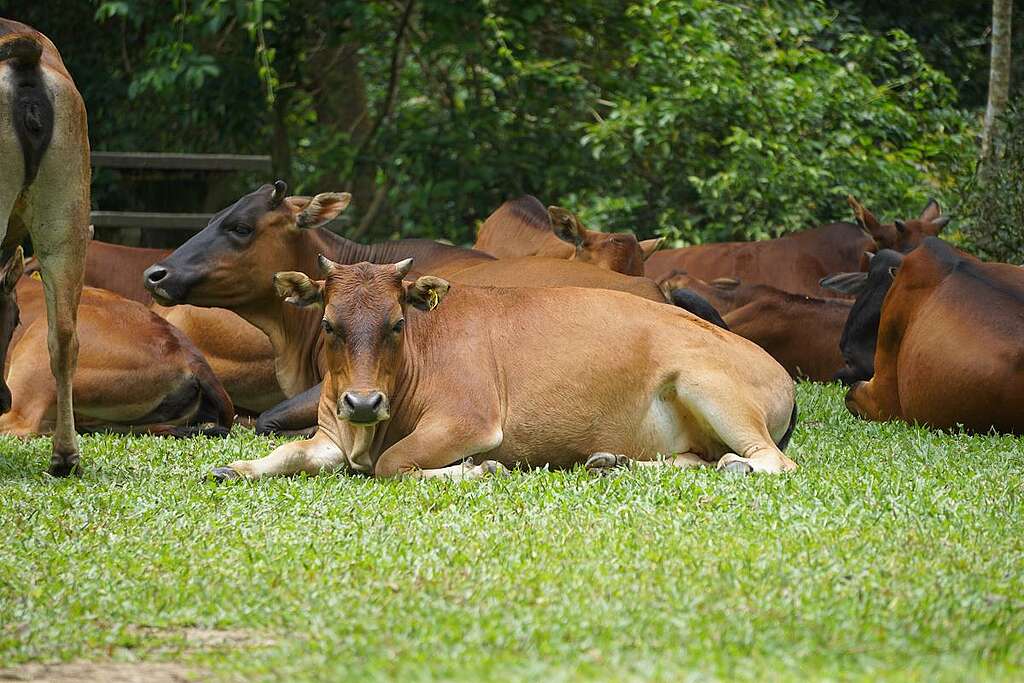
[321,318,335,334]
[230,224,253,237]
[392,318,406,334]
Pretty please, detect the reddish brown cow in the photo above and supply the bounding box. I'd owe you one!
[0,20,90,474]
[845,237,1024,433]
[661,273,850,381]
[211,258,798,480]
[645,198,950,298]
[473,196,661,276]
[0,251,232,436]
[29,240,284,413]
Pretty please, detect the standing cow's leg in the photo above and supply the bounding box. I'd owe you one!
[212,429,346,480]
[26,194,88,476]
[373,418,505,480]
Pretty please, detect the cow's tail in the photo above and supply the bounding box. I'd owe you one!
[1,33,54,188]
[775,401,798,452]
[0,35,42,65]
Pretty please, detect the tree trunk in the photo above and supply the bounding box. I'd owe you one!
[982,0,1014,160]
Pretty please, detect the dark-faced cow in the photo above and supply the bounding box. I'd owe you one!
[820,250,906,385]
[843,238,1024,433]
[0,20,89,474]
[210,258,798,480]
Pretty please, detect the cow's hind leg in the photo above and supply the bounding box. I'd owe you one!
[26,199,88,476]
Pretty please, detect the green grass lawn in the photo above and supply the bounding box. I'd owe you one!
[1,382,1022,682]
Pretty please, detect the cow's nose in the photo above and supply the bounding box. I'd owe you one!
[144,265,168,285]
[341,391,386,423]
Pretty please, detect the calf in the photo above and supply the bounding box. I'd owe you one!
[211,258,797,480]
[0,252,232,436]
[0,20,90,474]
[820,250,905,385]
[645,197,949,298]
[843,238,1024,433]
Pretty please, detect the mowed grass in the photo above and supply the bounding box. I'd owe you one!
[1,382,1023,682]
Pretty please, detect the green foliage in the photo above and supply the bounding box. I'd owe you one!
[578,1,972,243]
[957,101,1024,264]
[1,384,1023,680]
[6,0,977,245]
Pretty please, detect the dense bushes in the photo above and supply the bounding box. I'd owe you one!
[6,1,980,245]
[957,101,1024,264]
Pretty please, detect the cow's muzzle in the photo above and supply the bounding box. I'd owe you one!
[339,391,389,425]
[143,264,186,305]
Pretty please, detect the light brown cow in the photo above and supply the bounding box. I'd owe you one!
[144,184,679,433]
[473,196,661,276]
[211,258,798,480]
[0,252,233,436]
[0,20,89,475]
[845,237,1024,433]
[28,239,284,414]
[645,197,950,298]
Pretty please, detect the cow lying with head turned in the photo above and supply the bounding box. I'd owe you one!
[473,196,661,276]
[210,257,798,481]
[0,250,233,437]
[841,238,1024,433]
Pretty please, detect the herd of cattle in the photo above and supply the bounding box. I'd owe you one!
[1,19,1021,479]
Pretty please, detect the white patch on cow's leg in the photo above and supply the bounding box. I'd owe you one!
[717,445,796,474]
[213,430,346,480]
[402,458,507,481]
[632,453,711,469]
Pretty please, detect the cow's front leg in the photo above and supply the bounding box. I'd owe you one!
[211,429,345,481]
[586,452,711,473]
[373,419,505,480]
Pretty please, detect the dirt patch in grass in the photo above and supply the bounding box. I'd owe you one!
[129,626,277,651]
[0,662,201,682]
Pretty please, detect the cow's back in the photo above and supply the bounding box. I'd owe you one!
[645,223,873,297]
[446,256,666,302]
[894,259,1024,432]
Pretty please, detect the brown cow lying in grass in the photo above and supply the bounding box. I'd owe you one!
[845,238,1024,433]
[644,197,950,298]
[210,257,798,480]
[0,250,233,436]
[26,239,284,414]
[473,196,661,275]
[144,183,714,434]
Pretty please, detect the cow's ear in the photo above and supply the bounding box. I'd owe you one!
[639,237,663,260]
[847,195,886,240]
[930,215,951,233]
[295,192,351,229]
[819,271,868,295]
[548,206,583,246]
[274,271,324,308]
[919,198,941,223]
[1,246,24,295]
[406,276,450,312]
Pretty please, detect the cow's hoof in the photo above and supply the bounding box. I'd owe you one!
[585,452,628,471]
[719,460,753,475]
[210,466,241,483]
[479,460,506,476]
[47,461,80,478]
